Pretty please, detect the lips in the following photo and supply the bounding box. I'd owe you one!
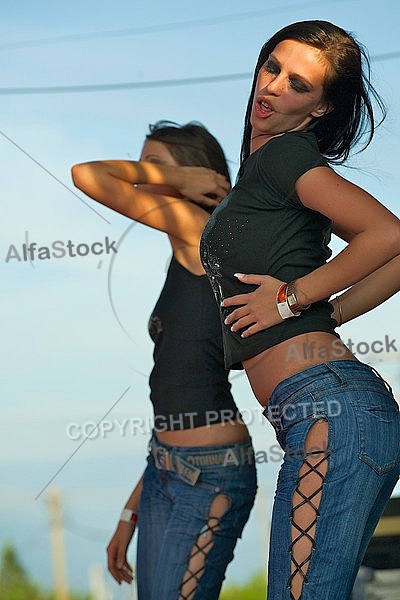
[255,98,273,118]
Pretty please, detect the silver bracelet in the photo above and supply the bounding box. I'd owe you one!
[335,296,343,327]
[286,280,311,313]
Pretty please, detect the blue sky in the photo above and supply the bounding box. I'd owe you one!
[1,0,400,596]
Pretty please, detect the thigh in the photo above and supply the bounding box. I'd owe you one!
[195,464,257,599]
[149,462,257,600]
[136,456,173,599]
[268,365,400,599]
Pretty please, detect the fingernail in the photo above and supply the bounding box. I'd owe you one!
[234,273,244,279]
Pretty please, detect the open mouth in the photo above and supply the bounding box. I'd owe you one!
[256,99,273,117]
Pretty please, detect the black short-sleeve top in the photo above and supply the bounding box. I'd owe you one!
[200,130,338,369]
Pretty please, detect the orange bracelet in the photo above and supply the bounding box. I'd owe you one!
[276,282,302,319]
[276,283,288,304]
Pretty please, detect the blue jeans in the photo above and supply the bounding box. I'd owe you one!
[136,433,257,600]
[263,360,400,600]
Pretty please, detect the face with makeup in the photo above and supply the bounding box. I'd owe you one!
[250,39,332,153]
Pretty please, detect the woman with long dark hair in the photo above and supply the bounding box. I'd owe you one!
[201,21,400,599]
[72,121,257,600]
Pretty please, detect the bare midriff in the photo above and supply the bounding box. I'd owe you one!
[243,331,357,406]
[157,420,250,446]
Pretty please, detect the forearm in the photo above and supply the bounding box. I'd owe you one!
[331,255,400,325]
[72,160,188,190]
[71,160,226,237]
[107,475,144,584]
[122,475,144,514]
[295,230,400,308]
[293,166,400,308]
[71,159,200,236]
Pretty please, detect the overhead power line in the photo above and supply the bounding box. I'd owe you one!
[0,72,251,95]
[0,0,356,50]
[0,49,399,97]
[370,50,400,62]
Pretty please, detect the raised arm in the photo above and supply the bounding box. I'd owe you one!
[71,160,229,245]
[107,475,143,585]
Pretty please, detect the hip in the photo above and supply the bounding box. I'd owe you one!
[243,332,356,404]
[263,360,400,476]
[146,432,257,489]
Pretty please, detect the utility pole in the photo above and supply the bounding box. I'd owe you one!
[89,564,111,600]
[48,488,69,600]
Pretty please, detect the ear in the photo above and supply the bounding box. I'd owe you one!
[311,102,334,118]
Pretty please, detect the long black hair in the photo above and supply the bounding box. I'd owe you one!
[240,20,386,174]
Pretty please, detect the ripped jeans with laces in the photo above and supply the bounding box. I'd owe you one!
[264,360,400,600]
[136,433,257,600]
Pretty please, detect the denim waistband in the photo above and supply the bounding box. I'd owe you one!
[150,433,254,486]
[271,360,390,402]
[263,360,393,431]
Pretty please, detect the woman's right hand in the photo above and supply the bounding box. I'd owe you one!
[107,522,136,585]
[179,166,230,208]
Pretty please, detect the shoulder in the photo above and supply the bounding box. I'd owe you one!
[258,131,324,164]
[256,131,329,194]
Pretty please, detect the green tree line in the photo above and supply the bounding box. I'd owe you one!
[0,544,89,600]
[220,571,266,599]
[0,542,266,600]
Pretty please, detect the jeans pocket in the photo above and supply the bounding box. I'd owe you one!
[356,394,400,474]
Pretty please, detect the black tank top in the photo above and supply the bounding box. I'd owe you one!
[148,256,239,430]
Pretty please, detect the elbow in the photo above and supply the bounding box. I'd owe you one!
[71,163,84,190]
[385,222,400,260]
[70,162,112,208]
[391,221,400,253]
[71,162,98,195]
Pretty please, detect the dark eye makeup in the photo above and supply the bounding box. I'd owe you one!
[263,57,310,93]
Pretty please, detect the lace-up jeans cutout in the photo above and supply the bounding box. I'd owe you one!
[264,360,400,600]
